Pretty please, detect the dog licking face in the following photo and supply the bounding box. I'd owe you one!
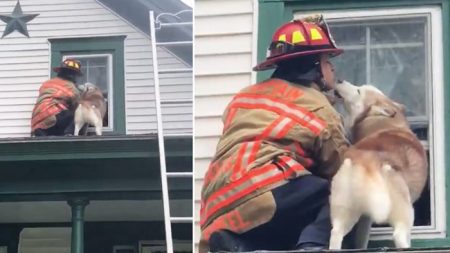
[335,80,409,142]
[329,81,427,249]
[74,82,107,136]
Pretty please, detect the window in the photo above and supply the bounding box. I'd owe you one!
[139,240,192,253]
[329,17,428,120]
[49,36,126,134]
[63,54,113,130]
[295,7,445,239]
[113,245,136,253]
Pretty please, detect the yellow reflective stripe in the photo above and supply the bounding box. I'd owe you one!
[310,28,323,40]
[278,34,286,42]
[292,31,305,43]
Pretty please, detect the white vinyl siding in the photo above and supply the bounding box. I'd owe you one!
[0,0,191,137]
[194,0,257,250]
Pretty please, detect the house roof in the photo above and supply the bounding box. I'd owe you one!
[97,0,192,66]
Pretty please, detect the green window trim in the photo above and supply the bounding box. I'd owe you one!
[257,0,450,248]
[49,36,127,135]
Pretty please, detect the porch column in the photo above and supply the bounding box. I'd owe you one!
[68,198,89,253]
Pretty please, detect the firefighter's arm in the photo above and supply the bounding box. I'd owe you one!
[65,85,81,111]
[311,109,350,179]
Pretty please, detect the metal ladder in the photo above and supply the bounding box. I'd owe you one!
[149,10,193,253]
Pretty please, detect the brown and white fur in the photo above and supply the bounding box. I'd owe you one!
[74,82,107,136]
[329,80,428,249]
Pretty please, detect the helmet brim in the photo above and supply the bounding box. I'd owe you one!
[53,67,83,76]
[253,48,343,71]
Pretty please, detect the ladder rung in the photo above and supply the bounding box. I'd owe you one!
[160,22,192,27]
[170,217,193,223]
[156,41,192,46]
[159,68,192,74]
[166,172,193,178]
[161,99,193,104]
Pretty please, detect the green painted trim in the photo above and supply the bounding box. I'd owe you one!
[0,135,192,201]
[256,1,285,82]
[0,135,191,161]
[49,36,127,134]
[370,238,450,248]
[68,199,89,253]
[256,0,450,248]
[442,0,450,236]
[114,40,126,135]
[283,0,444,13]
[260,0,442,3]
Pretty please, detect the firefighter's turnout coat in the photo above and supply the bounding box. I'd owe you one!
[199,78,349,252]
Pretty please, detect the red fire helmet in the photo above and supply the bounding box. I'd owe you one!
[253,15,343,71]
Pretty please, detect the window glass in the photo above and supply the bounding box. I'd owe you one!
[63,54,112,129]
[328,16,430,226]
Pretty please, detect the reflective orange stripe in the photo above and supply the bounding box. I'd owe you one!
[230,93,325,135]
[231,143,248,181]
[203,160,220,186]
[230,115,296,181]
[247,140,261,166]
[201,163,276,225]
[259,116,286,139]
[267,117,291,138]
[41,80,75,98]
[202,208,251,241]
[201,156,305,226]
[223,107,237,132]
[275,118,296,139]
[228,208,251,231]
[246,80,303,102]
[240,141,256,173]
[284,142,306,156]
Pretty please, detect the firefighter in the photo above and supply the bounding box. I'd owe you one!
[199,15,350,252]
[31,59,82,136]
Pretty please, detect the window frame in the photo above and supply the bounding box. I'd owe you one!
[257,0,450,247]
[295,6,444,240]
[49,36,126,135]
[325,14,429,122]
[138,240,192,253]
[63,53,114,132]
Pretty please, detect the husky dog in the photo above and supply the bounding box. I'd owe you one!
[329,80,428,249]
[74,82,107,136]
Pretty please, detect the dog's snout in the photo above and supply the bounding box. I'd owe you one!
[337,79,343,84]
[334,89,342,98]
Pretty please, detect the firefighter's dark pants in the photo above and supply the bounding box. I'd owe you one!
[210,175,333,251]
[32,110,75,137]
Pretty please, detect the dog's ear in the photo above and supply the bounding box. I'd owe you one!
[370,105,396,117]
